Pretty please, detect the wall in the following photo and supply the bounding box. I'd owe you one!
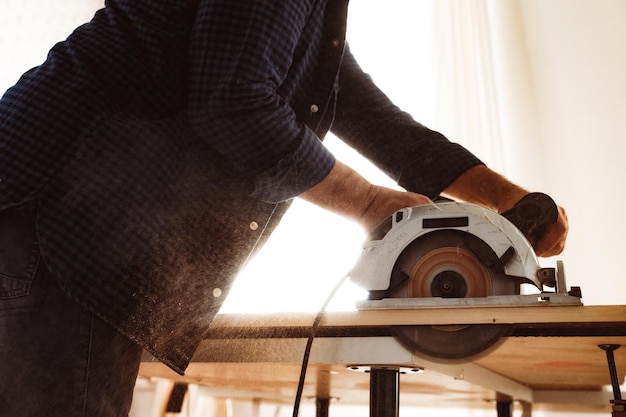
[516,0,626,305]
[0,0,103,89]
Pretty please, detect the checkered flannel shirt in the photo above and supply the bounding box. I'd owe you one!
[0,0,481,373]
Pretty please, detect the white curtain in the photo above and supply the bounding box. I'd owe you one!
[432,0,504,171]
[431,0,544,185]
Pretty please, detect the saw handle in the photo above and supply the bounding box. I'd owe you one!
[501,192,559,249]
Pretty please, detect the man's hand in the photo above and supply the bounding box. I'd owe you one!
[300,160,431,233]
[533,205,568,257]
[356,185,432,232]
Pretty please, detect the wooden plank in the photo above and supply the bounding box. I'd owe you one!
[474,335,626,391]
[207,305,626,332]
[139,305,626,412]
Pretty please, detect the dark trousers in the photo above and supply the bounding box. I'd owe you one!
[0,204,143,417]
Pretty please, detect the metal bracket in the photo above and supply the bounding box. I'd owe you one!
[599,344,626,416]
[347,365,423,417]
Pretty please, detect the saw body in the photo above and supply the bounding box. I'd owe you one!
[350,198,581,361]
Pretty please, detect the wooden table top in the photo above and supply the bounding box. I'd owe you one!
[139,304,626,413]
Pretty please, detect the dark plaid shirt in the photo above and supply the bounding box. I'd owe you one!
[0,0,481,373]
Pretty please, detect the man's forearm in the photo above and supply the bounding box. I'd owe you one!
[443,164,568,256]
[299,160,431,232]
[442,165,528,213]
[299,160,377,222]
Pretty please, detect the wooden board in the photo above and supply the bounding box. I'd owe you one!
[139,305,626,413]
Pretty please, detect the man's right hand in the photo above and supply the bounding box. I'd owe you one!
[355,185,432,232]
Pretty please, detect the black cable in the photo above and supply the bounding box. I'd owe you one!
[291,271,351,417]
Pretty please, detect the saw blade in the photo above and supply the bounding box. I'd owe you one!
[407,246,492,298]
[389,230,513,360]
[393,324,512,360]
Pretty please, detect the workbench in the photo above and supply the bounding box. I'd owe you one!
[139,305,626,416]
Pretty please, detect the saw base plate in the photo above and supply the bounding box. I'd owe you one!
[357,292,583,310]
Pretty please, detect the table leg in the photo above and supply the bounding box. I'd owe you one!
[370,367,400,417]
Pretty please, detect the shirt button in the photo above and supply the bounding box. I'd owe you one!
[249,221,259,231]
[310,104,319,113]
[332,39,340,47]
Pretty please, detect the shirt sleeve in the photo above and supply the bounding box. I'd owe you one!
[331,46,483,200]
[186,0,335,203]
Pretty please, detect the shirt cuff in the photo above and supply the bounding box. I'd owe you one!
[250,128,336,203]
[397,142,484,200]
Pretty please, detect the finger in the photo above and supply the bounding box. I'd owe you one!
[536,237,565,257]
[534,216,568,256]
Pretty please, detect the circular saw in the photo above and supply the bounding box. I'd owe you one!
[350,193,581,361]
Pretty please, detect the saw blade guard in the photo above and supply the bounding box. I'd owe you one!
[350,202,543,293]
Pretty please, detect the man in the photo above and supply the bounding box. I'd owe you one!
[0,1,567,416]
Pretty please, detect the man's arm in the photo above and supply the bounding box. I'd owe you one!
[442,165,568,257]
[329,48,567,257]
[331,46,483,200]
[301,162,568,257]
[186,1,336,203]
[299,160,431,233]
[441,165,526,213]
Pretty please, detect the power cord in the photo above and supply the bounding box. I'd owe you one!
[291,270,352,417]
